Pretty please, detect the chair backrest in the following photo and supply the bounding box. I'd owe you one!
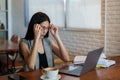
[11,35,20,44]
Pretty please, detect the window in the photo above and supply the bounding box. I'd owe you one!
[67,0,101,29]
[28,0,101,29]
[29,0,64,27]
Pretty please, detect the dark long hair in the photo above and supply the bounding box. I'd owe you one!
[25,12,50,40]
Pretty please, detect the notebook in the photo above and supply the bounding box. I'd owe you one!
[59,47,103,76]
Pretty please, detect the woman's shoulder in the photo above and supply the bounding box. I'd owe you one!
[20,38,31,44]
[19,38,33,49]
[20,38,26,43]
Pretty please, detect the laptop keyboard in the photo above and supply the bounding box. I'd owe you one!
[68,66,83,75]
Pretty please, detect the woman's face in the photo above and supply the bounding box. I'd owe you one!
[40,21,49,38]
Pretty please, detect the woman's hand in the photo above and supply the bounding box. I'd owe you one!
[49,24,58,38]
[33,24,42,40]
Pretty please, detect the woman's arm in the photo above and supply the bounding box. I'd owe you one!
[19,40,38,70]
[50,24,70,62]
[20,24,42,70]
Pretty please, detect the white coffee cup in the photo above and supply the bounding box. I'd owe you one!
[43,67,59,79]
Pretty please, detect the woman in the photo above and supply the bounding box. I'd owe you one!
[19,12,70,71]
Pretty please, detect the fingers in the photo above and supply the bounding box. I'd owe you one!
[34,24,42,32]
[49,24,57,31]
[34,24,41,30]
[49,24,53,29]
[33,24,42,39]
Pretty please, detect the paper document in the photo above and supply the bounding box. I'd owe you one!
[97,53,116,68]
[73,56,87,64]
[97,58,116,68]
[100,53,106,59]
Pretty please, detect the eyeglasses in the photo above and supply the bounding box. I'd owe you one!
[41,26,49,31]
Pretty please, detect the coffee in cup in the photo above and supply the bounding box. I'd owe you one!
[43,67,59,79]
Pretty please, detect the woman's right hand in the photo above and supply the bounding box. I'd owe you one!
[33,24,42,41]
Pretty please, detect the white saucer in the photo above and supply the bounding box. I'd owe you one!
[40,74,61,80]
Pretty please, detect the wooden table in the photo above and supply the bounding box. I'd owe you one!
[0,38,18,52]
[0,56,120,80]
[0,38,18,71]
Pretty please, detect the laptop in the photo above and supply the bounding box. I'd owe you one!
[59,47,103,76]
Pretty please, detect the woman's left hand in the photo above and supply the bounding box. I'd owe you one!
[49,24,58,37]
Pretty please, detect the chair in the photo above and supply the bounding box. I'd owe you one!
[0,35,20,75]
[8,35,20,60]
[8,35,20,72]
[0,60,6,75]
